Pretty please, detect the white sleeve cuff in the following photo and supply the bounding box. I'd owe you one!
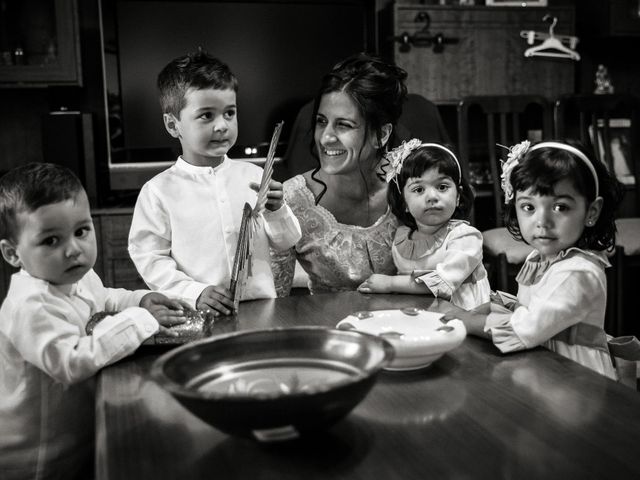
[91,307,160,365]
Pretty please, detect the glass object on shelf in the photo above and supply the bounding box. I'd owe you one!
[13,46,24,65]
[0,0,57,67]
[0,0,80,85]
[469,162,493,186]
[594,64,615,94]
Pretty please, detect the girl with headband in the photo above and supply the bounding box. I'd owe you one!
[358,140,491,310]
[444,139,623,379]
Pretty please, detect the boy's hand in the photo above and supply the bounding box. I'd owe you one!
[358,274,393,293]
[140,292,188,337]
[196,285,235,316]
[250,179,284,211]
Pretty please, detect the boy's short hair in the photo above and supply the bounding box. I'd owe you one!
[157,49,238,117]
[0,162,84,241]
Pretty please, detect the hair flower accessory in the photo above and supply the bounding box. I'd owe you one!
[500,140,531,204]
[384,138,423,184]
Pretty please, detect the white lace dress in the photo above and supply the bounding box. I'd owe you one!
[271,175,399,295]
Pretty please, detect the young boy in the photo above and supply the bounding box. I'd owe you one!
[0,163,186,479]
[128,50,301,315]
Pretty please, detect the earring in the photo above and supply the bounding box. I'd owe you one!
[586,219,594,226]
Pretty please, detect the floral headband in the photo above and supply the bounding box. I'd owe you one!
[384,139,462,186]
[500,140,600,204]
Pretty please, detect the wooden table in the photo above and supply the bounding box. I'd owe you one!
[96,292,640,479]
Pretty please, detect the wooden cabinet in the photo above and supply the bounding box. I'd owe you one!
[392,5,576,104]
[0,0,82,86]
[93,209,147,291]
[578,0,640,37]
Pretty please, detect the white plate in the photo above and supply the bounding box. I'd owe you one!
[336,308,466,371]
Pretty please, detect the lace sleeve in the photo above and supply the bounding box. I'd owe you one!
[270,247,296,297]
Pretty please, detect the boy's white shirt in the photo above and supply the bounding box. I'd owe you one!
[128,156,302,307]
[0,268,158,474]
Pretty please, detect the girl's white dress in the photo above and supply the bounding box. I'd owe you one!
[392,220,491,310]
[485,247,616,380]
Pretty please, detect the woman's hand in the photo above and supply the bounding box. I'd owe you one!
[250,179,285,211]
[139,292,188,337]
[196,285,235,316]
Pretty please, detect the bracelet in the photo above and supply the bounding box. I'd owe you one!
[85,311,118,335]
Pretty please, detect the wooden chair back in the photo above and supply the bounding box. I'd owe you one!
[555,94,640,337]
[457,95,553,228]
[283,93,451,178]
[554,93,640,216]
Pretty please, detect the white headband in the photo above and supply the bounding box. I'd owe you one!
[384,139,462,185]
[530,141,600,197]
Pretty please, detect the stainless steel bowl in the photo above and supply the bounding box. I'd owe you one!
[150,326,394,442]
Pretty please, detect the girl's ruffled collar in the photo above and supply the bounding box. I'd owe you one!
[516,247,610,286]
[394,220,467,259]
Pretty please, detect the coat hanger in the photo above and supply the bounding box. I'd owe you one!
[524,15,580,61]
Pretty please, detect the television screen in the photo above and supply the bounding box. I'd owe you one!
[102,0,371,172]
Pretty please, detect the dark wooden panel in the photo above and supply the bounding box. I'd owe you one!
[394,5,576,103]
[92,209,146,290]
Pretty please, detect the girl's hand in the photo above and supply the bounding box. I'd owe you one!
[358,274,394,293]
[140,292,188,337]
[196,285,235,316]
[441,306,490,338]
[250,180,285,211]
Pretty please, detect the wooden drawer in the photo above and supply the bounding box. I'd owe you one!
[93,210,147,291]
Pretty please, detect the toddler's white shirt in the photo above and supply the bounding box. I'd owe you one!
[128,156,301,307]
[0,269,158,478]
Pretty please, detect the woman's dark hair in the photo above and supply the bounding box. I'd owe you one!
[387,144,475,230]
[309,53,408,203]
[504,139,623,251]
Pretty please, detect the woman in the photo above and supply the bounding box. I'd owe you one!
[273,53,446,295]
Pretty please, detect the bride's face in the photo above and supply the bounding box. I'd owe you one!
[314,91,377,175]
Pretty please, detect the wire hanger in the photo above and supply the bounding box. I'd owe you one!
[523,15,580,61]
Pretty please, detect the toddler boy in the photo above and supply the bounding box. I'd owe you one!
[0,162,185,479]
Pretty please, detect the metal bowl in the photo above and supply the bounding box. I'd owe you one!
[150,327,394,442]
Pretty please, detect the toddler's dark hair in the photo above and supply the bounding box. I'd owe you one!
[0,162,84,241]
[157,49,238,117]
[504,139,623,251]
[387,145,475,230]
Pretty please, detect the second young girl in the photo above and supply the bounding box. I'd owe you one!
[447,139,623,379]
[358,139,491,310]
